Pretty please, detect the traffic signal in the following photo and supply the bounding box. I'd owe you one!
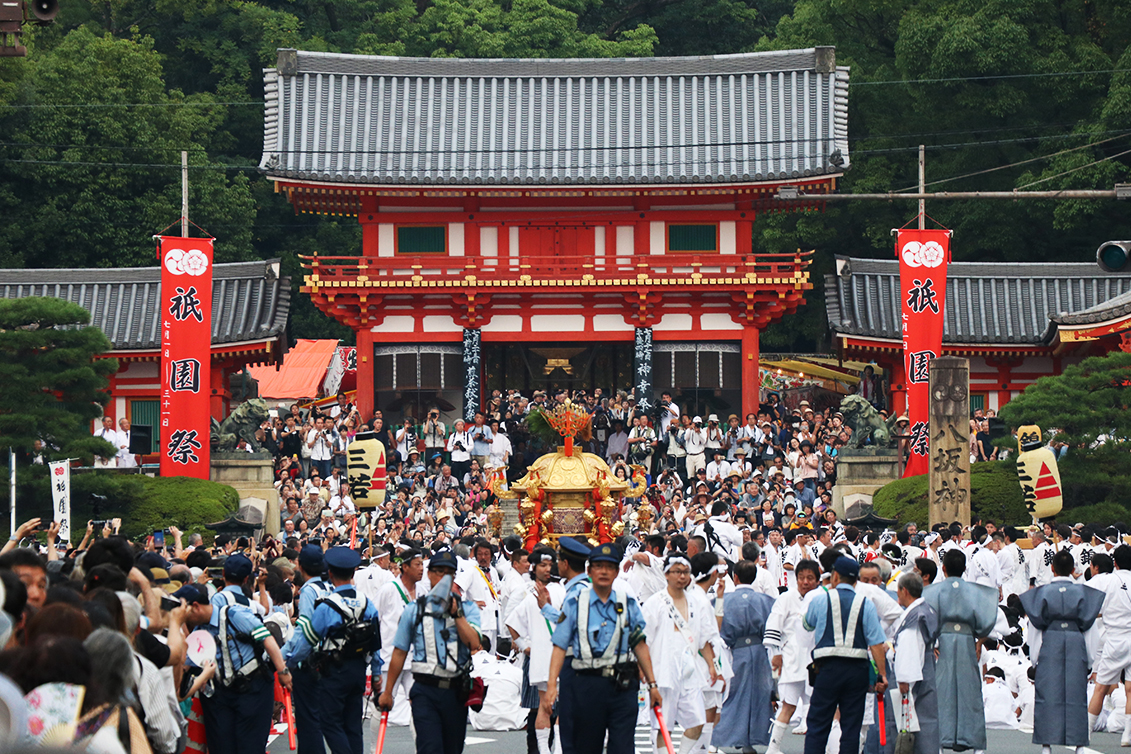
[1097,241,1131,273]
[0,0,58,58]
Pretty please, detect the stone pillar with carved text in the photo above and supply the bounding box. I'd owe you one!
[928,356,971,527]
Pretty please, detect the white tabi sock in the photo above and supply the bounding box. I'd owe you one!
[766,719,787,754]
[695,722,714,754]
[1089,712,1099,732]
[536,728,552,754]
[1041,746,1051,754]
[825,719,841,754]
[678,733,698,754]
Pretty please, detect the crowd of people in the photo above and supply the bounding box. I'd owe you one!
[0,506,1122,754]
[35,386,1113,754]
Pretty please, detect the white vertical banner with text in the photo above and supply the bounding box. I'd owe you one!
[48,461,71,543]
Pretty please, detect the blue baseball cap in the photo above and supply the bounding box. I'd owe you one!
[325,547,361,571]
[223,553,254,581]
[588,542,622,564]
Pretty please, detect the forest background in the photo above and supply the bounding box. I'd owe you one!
[1,0,1129,349]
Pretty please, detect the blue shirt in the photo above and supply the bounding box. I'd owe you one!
[803,584,887,648]
[393,598,482,673]
[470,424,494,455]
[541,573,590,624]
[280,576,329,660]
[203,588,271,680]
[551,587,645,659]
[284,584,382,676]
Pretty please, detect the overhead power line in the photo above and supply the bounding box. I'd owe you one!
[851,68,1131,86]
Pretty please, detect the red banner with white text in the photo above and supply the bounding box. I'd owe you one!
[898,228,951,477]
[159,236,213,479]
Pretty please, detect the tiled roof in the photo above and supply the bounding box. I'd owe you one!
[825,256,1131,345]
[1051,287,1131,326]
[259,47,850,186]
[0,260,291,351]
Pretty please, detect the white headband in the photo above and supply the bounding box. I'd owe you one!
[664,556,692,573]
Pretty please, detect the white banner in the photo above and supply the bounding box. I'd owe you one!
[48,461,71,543]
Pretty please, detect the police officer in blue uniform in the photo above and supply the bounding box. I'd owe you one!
[377,550,482,754]
[543,542,663,754]
[280,545,331,753]
[175,561,292,754]
[285,546,382,754]
[537,536,593,754]
[802,556,889,754]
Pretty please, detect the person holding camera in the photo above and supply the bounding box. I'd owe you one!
[306,415,335,479]
[396,417,419,463]
[447,419,473,484]
[469,411,494,470]
[378,550,482,754]
[423,409,447,461]
[683,416,709,481]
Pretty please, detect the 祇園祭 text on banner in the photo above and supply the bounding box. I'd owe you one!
[899,228,952,478]
[159,236,213,479]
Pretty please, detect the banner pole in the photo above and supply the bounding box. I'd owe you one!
[913,143,922,228]
[8,448,14,536]
[182,151,189,237]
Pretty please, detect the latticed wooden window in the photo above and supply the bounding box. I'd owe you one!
[397,226,446,253]
[667,224,717,252]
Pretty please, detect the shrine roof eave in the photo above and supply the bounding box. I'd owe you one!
[101,337,284,365]
[267,174,842,193]
[836,334,1051,356]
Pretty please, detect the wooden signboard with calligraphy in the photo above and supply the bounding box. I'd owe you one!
[928,357,971,528]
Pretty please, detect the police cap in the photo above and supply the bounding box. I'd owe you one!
[833,556,860,579]
[223,553,254,581]
[298,545,324,572]
[172,584,209,605]
[325,547,361,571]
[558,536,592,560]
[428,551,459,572]
[588,542,622,564]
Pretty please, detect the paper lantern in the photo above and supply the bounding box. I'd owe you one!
[346,431,387,510]
[1016,425,1062,522]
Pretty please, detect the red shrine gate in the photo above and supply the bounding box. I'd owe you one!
[260,47,852,421]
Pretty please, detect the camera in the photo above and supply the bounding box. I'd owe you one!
[160,595,180,612]
[453,442,465,452]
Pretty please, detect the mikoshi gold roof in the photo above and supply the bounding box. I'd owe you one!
[511,446,630,494]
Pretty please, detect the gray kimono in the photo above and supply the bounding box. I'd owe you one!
[922,576,998,750]
[1019,578,1104,746]
[894,600,940,754]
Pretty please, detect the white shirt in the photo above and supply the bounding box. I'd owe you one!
[659,402,679,434]
[116,430,138,468]
[893,597,927,685]
[693,516,743,561]
[1029,542,1054,587]
[1100,570,1131,633]
[964,543,1002,590]
[307,427,333,461]
[683,427,708,456]
[763,542,786,589]
[134,651,184,754]
[375,576,419,666]
[505,582,565,685]
[642,587,719,691]
[765,587,816,683]
[94,426,120,458]
[356,563,394,606]
[705,459,730,484]
[488,433,512,470]
[447,431,472,462]
[622,551,666,605]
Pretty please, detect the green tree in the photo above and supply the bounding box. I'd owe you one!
[0,297,118,464]
[998,350,1131,509]
[0,27,257,269]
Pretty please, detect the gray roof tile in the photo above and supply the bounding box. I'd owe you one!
[825,256,1131,345]
[259,47,850,186]
[0,260,291,351]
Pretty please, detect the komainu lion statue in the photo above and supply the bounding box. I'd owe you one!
[839,395,898,449]
[211,398,270,451]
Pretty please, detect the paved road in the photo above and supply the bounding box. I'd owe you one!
[268,718,1131,753]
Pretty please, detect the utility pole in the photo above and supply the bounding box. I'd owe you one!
[918,144,926,229]
[181,150,189,237]
[8,448,15,536]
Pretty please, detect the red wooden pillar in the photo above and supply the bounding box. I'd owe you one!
[356,328,376,421]
[360,195,379,257]
[209,361,230,420]
[741,325,760,420]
